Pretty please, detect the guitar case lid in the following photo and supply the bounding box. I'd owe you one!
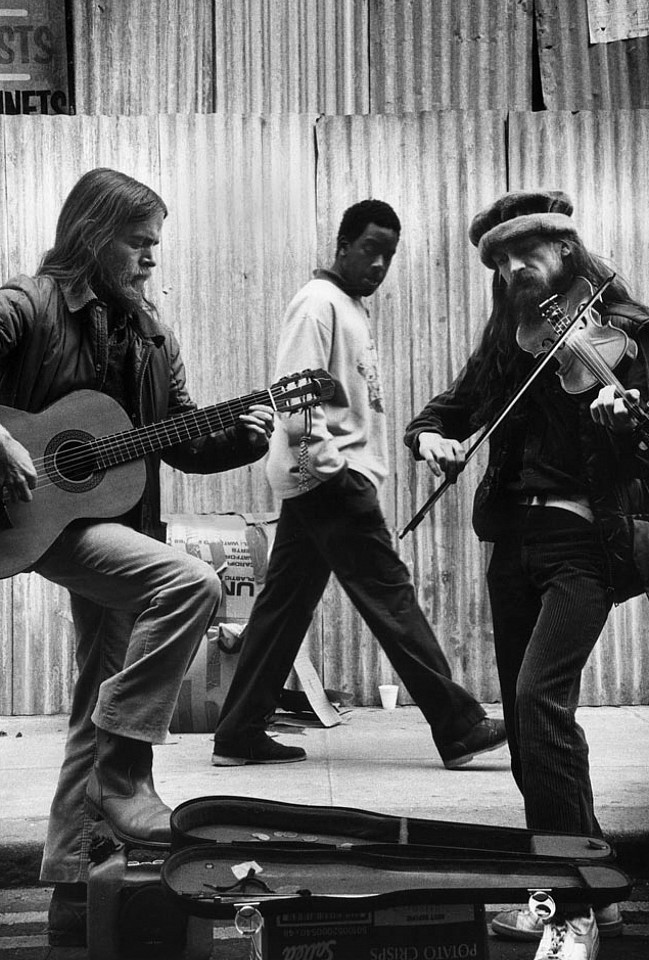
[169,795,613,861]
[160,842,631,920]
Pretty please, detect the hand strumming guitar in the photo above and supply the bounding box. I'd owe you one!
[0,424,37,502]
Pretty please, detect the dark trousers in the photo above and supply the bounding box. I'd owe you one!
[487,506,612,836]
[214,469,485,753]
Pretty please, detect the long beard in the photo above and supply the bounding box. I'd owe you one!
[95,262,148,314]
[506,270,552,321]
[506,261,572,318]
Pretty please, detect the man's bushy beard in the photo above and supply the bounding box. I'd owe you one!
[505,262,571,324]
[94,259,147,314]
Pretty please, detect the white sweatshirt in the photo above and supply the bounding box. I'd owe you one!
[266,273,389,499]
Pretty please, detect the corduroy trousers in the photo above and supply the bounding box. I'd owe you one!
[34,520,222,883]
[487,505,612,836]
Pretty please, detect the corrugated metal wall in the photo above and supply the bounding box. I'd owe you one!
[2,1,649,713]
[368,0,533,111]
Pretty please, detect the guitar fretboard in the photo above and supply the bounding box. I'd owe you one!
[92,387,278,468]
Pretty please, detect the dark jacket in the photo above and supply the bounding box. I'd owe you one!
[0,274,267,541]
[404,302,649,603]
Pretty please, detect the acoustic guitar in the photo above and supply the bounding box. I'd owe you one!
[0,368,334,578]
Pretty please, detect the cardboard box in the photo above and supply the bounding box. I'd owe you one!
[260,902,488,960]
[165,511,279,622]
[164,512,342,733]
[165,512,278,734]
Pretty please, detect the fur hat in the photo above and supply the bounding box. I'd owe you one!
[469,190,578,269]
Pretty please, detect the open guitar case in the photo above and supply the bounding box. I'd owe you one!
[87,795,631,960]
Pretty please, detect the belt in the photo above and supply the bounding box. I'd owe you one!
[514,493,594,524]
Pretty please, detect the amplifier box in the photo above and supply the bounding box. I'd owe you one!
[87,845,212,960]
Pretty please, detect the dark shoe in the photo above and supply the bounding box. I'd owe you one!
[86,729,172,848]
[47,883,87,947]
[441,717,508,769]
[212,733,307,766]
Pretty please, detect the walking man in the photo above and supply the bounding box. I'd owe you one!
[211,199,507,770]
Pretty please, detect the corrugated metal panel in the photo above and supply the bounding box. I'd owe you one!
[536,0,649,109]
[11,577,76,715]
[71,0,214,114]
[213,0,369,113]
[314,112,508,704]
[67,1,649,118]
[369,0,534,112]
[508,109,649,704]
[156,113,318,517]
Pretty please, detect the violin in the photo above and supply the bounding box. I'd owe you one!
[400,274,619,539]
[527,275,649,442]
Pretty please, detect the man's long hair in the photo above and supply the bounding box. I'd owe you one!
[37,168,167,305]
[469,234,645,427]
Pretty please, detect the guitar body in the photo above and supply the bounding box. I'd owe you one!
[0,369,334,579]
[0,391,145,579]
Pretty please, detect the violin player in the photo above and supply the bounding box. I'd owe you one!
[405,190,649,960]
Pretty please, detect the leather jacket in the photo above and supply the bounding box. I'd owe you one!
[404,301,649,603]
[0,274,267,540]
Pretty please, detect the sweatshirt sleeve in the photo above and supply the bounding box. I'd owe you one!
[273,287,347,480]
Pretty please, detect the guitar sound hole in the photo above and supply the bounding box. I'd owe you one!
[45,431,105,493]
[55,440,96,481]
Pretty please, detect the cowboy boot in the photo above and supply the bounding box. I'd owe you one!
[86,728,172,847]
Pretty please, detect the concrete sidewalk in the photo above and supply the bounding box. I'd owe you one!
[1,703,648,887]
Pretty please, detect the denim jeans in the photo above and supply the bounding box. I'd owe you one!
[487,506,612,836]
[34,520,221,883]
[214,469,485,753]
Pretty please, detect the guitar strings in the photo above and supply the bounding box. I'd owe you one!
[22,390,277,490]
[11,383,317,495]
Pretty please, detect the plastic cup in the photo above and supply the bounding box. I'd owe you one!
[378,684,399,710]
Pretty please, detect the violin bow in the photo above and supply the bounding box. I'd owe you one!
[399,273,616,539]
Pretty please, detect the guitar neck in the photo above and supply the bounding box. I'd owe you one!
[92,388,275,468]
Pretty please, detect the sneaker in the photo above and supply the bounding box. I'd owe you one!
[211,733,307,766]
[533,912,599,960]
[47,883,87,947]
[492,903,622,941]
[441,717,508,769]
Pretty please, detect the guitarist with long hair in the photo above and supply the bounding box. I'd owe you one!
[0,168,275,947]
